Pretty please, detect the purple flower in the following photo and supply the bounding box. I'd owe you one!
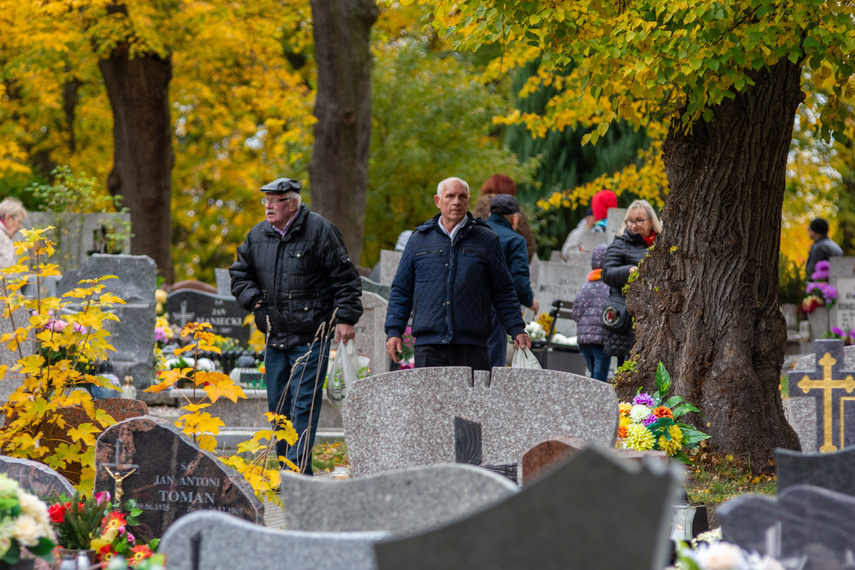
[633,393,655,407]
[642,415,658,427]
[816,260,830,271]
[833,327,845,336]
[812,267,830,281]
[823,285,838,301]
[806,282,817,294]
[155,327,168,343]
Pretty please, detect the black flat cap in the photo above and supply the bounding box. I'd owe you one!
[490,194,520,215]
[261,178,302,193]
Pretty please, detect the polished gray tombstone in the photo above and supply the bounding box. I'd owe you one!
[719,485,855,564]
[160,446,681,570]
[374,446,682,570]
[777,445,855,497]
[342,367,618,477]
[788,339,855,452]
[159,511,388,570]
[0,456,75,499]
[280,463,517,534]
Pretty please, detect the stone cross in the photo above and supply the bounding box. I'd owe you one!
[788,339,855,452]
[99,440,139,503]
[173,300,196,328]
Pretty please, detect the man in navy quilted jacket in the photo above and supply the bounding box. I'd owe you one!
[385,177,531,370]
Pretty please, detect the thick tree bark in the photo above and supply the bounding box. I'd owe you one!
[620,60,805,470]
[98,47,174,282]
[309,0,378,265]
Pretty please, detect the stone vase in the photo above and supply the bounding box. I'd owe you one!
[807,307,830,340]
[781,303,799,330]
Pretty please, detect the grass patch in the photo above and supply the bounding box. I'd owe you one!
[684,445,776,505]
[312,441,350,474]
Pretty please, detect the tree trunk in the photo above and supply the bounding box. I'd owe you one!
[98,47,174,282]
[309,0,378,266]
[620,60,804,470]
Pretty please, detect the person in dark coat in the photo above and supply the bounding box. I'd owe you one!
[471,174,537,260]
[385,177,531,370]
[602,199,662,364]
[230,177,363,474]
[485,194,539,367]
[806,218,843,281]
[572,244,611,381]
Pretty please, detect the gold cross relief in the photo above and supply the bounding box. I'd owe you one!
[798,353,855,452]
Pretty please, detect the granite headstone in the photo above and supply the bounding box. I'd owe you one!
[828,256,855,330]
[788,339,855,452]
[359,276,390,301]
[0,456,75,499]
[378,250,402,286]
[342,367,618,477]
[166,289,249,343]
[354,292,388,375]
[57,254,156,390]
[280,463,517,534]
[719,484,855,564]
[214,268,233,297]
[776,445,855,498]
[94,416,263,539]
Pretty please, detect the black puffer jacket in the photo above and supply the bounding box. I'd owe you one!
[229,205,363,350]
[601,230,652,359]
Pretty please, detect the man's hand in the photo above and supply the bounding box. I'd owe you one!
[529,298,540,315]
[386,337,403,362]
[336,323,355,344]
[514,332,532,350]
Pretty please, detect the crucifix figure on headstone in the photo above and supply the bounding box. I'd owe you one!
[174,300,196,328]
[788,339,855,452]
[99,440,139,503]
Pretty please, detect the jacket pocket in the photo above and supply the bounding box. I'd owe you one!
[253,305,268,335]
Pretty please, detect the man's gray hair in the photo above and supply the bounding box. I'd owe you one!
[436,177,470,198]
[284,190,302,207]
[0,197,26,221]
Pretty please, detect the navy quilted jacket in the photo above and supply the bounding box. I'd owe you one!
[385,212,526,347]
[572,245,610,346]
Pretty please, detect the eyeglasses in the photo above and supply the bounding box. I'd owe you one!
[261,197,292,206]
[625,218,650,227]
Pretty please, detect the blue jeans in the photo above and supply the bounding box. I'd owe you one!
[264,340,331,475]
[580,345,610,382]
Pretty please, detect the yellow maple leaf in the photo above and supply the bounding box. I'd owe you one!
[202,381,245,404]
[184,402,211,412]
[146,368,189,392]
[197,434,218,452]
[68,423,101,446]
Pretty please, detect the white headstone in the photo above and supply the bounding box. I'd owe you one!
[528,258,591,336]
[379,250,403,286]
[354,292,388,375]
[829,257,855,330]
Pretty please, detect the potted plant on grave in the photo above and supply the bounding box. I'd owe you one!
[0,474,56,569]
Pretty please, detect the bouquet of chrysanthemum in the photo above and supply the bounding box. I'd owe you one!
[0,473,56,565]
[617,362,710,464]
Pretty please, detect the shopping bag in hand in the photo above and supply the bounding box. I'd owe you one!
[511,347,542,370]
[327,340,359,409]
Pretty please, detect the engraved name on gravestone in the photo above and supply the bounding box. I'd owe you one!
[354,291,388,375]
[827,257,855,330]
[788,339,855,453]
[94,416,263,539]
[166,289,249,343]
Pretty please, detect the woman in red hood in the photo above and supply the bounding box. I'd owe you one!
[591,189,617,230]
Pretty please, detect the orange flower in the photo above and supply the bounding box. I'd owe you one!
[129,545,153,566]
[618,425,627,439]
[652,406,673,419]
[102,511,127,532]
[619,402,631,417]
[97,545,117,563]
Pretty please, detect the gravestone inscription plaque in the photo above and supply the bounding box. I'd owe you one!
[94,416,263,539]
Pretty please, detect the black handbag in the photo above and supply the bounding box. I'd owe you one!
[601,293,632,332]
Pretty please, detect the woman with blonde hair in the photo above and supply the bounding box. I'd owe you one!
[0,197,27,268]
[601,199,661,364]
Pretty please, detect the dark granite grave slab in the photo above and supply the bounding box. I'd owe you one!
[777,445,855,498]
[719,484,855,564]
[374,446,682,570]
[166,289,249,343]
[94,415,262,539]
[0,456,75,499]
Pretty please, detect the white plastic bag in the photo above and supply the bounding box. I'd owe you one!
[511,347,542,370]
[327,340,359,409]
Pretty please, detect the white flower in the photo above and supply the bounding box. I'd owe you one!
[629,404,652,423]
[524,321,545,341]
[744,552,785,570]
[17,490,49,526]
[694,541,748,569]
[11,514,42,546]
[0,475,19,496]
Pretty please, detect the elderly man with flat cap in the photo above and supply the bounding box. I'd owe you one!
[230,177,362,475]
[385,177,531,371]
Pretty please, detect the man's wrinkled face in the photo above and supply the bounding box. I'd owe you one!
[264,194,298,229]
[435,181,470,226]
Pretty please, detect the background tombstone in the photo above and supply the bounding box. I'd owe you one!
[166,289,249,344]
[378,250,402,286]
[0,456,75,499]
[719,484,855,564]
[0,306,34,405]
[359,276,390,301]
[58,254,156,390]
[828,256,855,331]
[214,268,233,297]
[24,212,131,273]
[342,367,618,477]
[354,292,388,375]
[94,415,263,539]
[776,445,855,497]
[788,339,855,452]
[526,258,591,336]
[279,464,517,534]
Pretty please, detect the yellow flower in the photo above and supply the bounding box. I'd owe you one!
[625,424,655,451]
[619,402,631,417]
[658,425,684,456]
